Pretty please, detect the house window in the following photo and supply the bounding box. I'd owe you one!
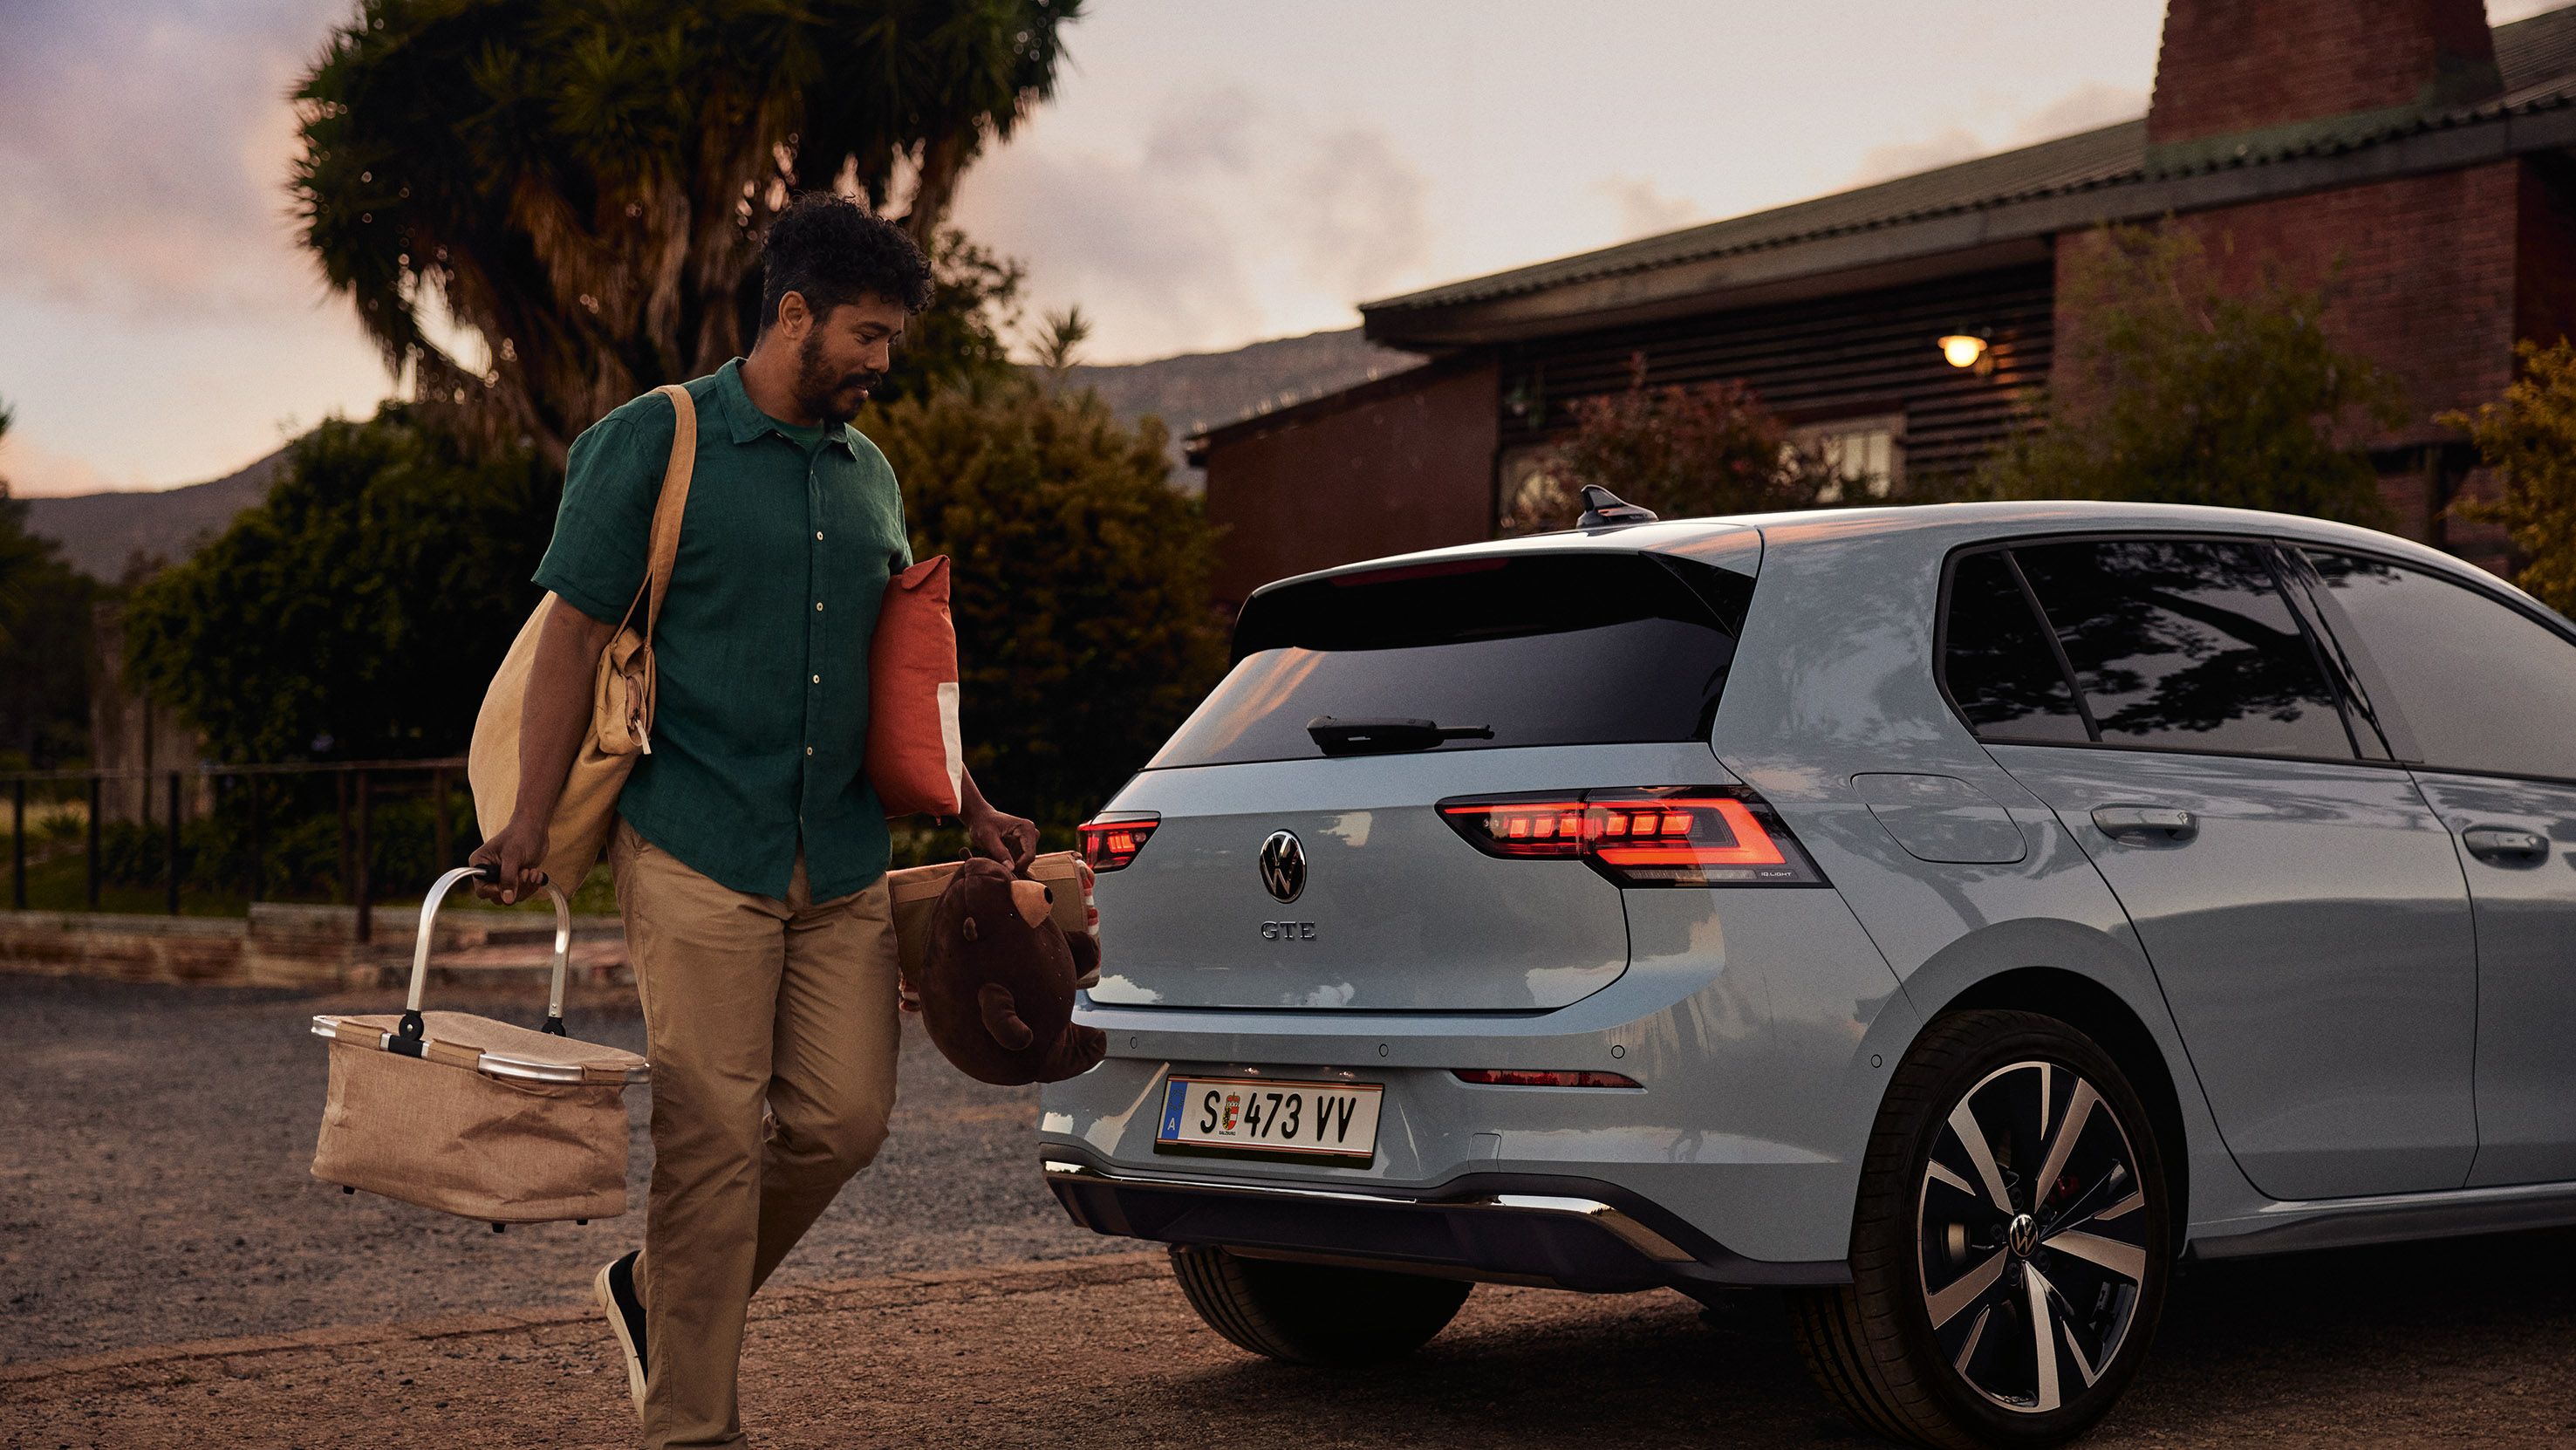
[1795,414,1905,503]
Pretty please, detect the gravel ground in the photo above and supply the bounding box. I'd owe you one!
[0,975,1121,1363]
[7,975,2576,1448]
[4,1226,2573,1449]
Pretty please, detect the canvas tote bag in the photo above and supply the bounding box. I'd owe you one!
[468,384,697,891]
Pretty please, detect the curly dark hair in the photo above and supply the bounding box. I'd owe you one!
[757,192,934,334]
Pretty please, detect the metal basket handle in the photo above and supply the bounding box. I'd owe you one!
[394,865,574,1050]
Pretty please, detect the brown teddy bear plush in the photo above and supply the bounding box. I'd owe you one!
[913,856,1108,1085]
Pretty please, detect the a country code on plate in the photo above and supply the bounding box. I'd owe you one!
[1156,1076,1383,1162]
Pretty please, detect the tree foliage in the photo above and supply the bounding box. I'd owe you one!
[0,399,32,653]
[1031,304,1093,381]
[2445,340,2576,616]
[0,400,98,768]
[858,379,1228,827]
[117,382,1227,824]
[1978,226,2402,523]
[0,400,34,646]
[121,407,557,763]
[0,544,94,769]
[291,0,1080,466]
[876,227,1027,406]
[1500,360,1842,534]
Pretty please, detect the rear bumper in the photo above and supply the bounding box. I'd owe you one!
[1042,1152,1849,1295]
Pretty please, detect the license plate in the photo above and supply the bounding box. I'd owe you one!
[1155,1075,1382,1164]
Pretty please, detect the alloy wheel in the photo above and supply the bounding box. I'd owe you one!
[1917,1058,2151,1414]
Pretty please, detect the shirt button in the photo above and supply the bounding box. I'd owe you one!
[815,601,824,611]
[805,747,815,756]
[811,674,821,684]
[816,531,824,541]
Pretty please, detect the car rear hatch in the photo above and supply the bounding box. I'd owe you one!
[1084,537,1766,1013]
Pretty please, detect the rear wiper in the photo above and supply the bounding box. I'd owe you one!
[1307,716,1495,756]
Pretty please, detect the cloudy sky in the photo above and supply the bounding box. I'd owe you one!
[2,0,2562,496]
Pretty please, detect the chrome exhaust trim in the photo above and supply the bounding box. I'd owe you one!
[1040,1158,1696,1263]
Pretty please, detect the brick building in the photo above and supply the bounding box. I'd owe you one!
[1192,0,2576,609]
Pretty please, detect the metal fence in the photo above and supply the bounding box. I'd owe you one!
[2,757,472,943]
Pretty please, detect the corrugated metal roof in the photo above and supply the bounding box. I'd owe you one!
[2503,0,2576,86]
[1365,4,2576,318]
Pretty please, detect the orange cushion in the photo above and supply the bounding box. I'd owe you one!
[868,556,964,817]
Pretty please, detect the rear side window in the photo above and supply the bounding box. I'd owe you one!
[2304,551,2576,781]
[2013,539,2353,760]
[1941,551,2090,743]
[1147,553,1750,768]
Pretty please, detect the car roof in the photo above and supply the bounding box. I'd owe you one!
[1250,499,2498,599]
[1695,499,2452,558]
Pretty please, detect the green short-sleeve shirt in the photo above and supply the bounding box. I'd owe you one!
[534,359,912,900]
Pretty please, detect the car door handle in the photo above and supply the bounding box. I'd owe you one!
[2091,806,2197,844]
[2462,826,2550,862]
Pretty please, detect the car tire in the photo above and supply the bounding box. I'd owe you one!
[1167,1245,1472,1365]
[1790,1009,2172,1449]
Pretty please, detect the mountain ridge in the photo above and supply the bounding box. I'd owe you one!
[21,449,290,582]
[1066,326,1416,481]
[22,327,1417,578]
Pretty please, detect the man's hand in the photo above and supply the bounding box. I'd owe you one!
[467,816,551,904]
[963,803,1038,872]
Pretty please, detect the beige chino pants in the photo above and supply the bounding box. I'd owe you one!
[612,819,902,1449]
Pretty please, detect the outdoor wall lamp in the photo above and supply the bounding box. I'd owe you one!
[1938,332,1990,370]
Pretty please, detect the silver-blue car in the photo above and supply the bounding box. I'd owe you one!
[1038,499,2576,1447]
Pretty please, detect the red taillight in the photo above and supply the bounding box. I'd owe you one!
[1437,788,1823,887]
[1078,814,1158,872]
[1453,1069,1643,1089]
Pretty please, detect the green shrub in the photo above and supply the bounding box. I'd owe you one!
[122,407,557,765]
[90,782,479,902]
[858,378,1229,831]
[1978,226,2402,523]
[2445,339,2576,615]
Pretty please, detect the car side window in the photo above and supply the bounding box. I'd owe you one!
[2012,538,2354,760]
[2303,550,2576,781]
[1941,550,2091,743]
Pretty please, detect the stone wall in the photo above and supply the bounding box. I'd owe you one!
[0,906,629,990]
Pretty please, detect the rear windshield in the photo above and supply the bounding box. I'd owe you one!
[1146,552,1752,768]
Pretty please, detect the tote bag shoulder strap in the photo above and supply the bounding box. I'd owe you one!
[636,383,696,643]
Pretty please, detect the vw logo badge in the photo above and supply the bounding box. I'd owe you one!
[2006,1213,2040,1259]
[1258,831,1307,904]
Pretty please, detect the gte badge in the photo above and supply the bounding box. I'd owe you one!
[1258,830,1306,903]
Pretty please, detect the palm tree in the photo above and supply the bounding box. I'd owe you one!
[290,0,1079,467]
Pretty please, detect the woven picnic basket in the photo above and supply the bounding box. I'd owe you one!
[310,865,649,1227]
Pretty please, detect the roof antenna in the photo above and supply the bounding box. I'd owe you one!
[1576,485,1658,529]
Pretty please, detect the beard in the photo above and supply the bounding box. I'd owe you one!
[793,331,885,425]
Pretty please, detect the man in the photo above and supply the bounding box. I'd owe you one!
[470,193,1035,1449]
